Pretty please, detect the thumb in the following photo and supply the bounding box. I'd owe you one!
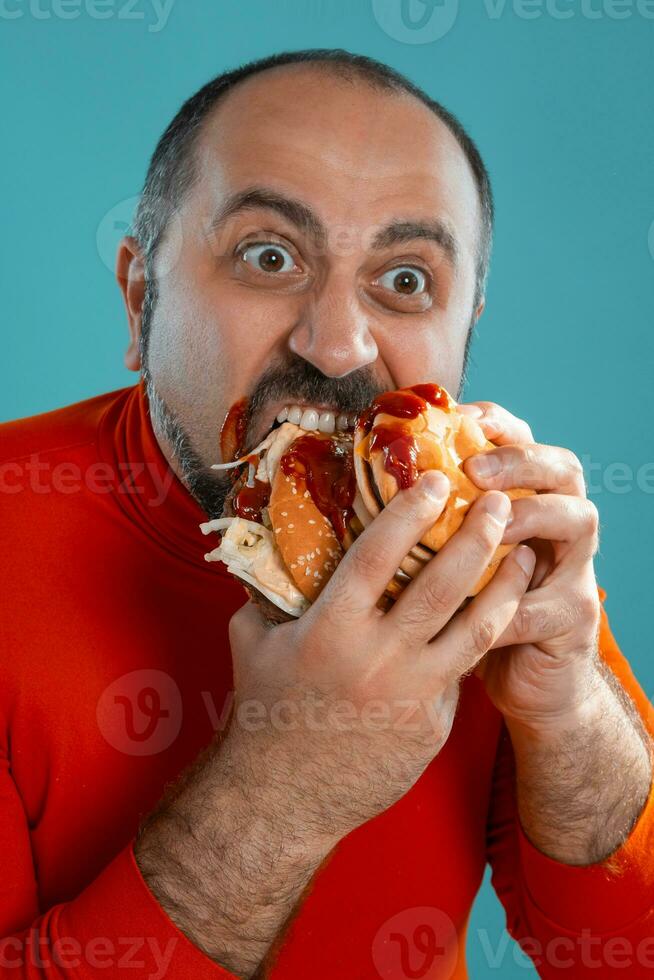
[229,600,269,652]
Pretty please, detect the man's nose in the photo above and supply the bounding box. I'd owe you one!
[288,276,379,378]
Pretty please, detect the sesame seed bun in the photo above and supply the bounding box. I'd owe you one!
[354,397,534,597]
[268,462,343,602]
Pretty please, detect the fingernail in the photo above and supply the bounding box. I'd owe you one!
[483,492,511,524]
[419,470,449,500]
[513,545,535,576]
[470,453,501,479]
[458,404,483,418]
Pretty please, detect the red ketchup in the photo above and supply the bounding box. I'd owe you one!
[368,425,420,490]
[280,434,355,543]
[219,397,270,523]
[219,397,249,466]
[359,383,450,490]
[232,477,270,523]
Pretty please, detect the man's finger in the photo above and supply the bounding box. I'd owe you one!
[421,545,536,685]
[489,572,599,650]
[464,444,587,497]
[388,490,513,646]
[229,600,273,648]
[501,494,600,558]
[319,470,450,616]
[458,401,534,445]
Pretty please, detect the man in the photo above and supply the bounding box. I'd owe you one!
[0,49,652,979]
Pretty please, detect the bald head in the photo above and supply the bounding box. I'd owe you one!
[132,49,493,311]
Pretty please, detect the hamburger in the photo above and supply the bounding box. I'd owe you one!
[200,383,532,623]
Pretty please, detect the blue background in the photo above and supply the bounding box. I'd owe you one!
[2,1,653,975]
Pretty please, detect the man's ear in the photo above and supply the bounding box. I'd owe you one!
[116,236,146,372]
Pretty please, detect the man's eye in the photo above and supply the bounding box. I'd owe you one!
[376,266,428,295]
[239,242,296,274]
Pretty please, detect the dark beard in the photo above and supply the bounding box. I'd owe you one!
[142,367,233,519]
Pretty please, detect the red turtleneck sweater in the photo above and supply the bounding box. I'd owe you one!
[1,382,653,979]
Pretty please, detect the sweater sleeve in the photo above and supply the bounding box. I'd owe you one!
[485,587,654,978]
[0,754,238,977]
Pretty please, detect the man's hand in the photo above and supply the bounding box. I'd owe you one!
[459,400,652,864]
[458,399,603,727]
[136,470,534,978]
[228,469,533,843]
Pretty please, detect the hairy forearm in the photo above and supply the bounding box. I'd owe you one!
[507,659,653,866]
[133,733,335,978]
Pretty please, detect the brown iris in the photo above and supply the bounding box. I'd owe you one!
[393,270,419,294]
[258,247,285,272]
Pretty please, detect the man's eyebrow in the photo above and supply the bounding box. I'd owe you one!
[370,220,458,266]
[209,187,325,240]
[209,187,458,266]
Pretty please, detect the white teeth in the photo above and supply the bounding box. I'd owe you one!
[318,411,336,433]
[278,404,354,433]
[300,408,320,431]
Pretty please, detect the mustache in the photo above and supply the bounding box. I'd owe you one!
[246,355,387,443]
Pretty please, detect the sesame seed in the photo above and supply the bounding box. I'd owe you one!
[305,567,311,576]
[316,547,321,554]
[291,563,297,568]
[281,511,288,517]
[288,523,294,529]
[275,527,281,533]
[308,519,316,525]
[304,491,310,498]
[313,571,319,577]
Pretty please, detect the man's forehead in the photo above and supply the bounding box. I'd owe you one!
[191,66,481,250]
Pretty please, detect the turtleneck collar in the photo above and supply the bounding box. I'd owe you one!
[96,379,229,576]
